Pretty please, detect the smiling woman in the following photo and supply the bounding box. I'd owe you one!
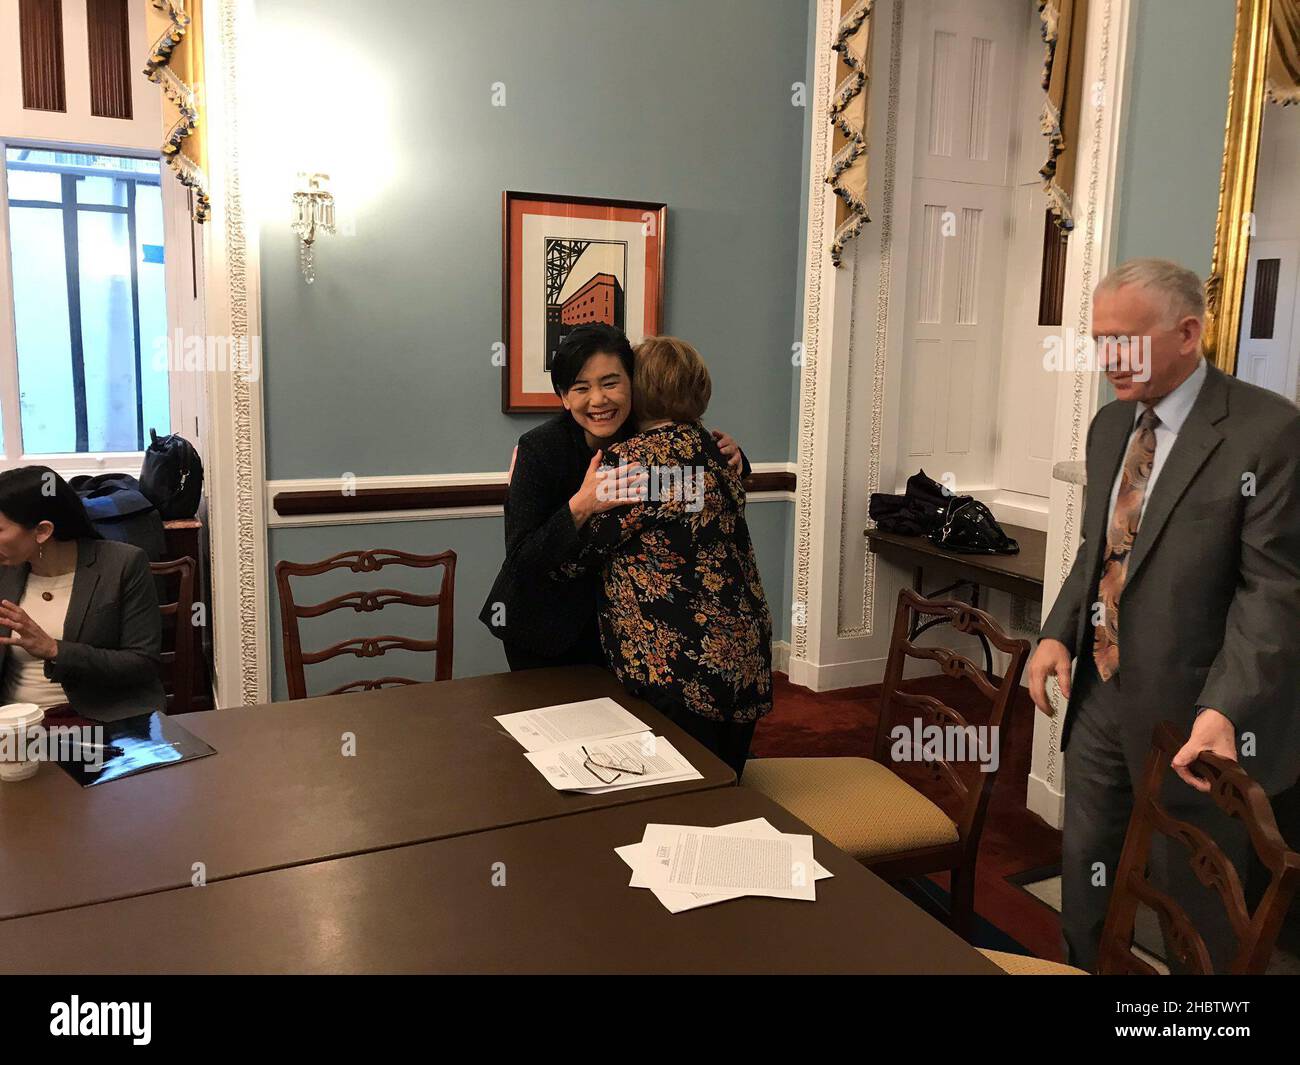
[477,324,641,672]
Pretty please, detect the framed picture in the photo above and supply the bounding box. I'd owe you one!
[501,190,666,412]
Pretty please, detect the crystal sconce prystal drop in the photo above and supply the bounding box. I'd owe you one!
[291,172,336,283]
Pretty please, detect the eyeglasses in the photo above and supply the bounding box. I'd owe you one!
[581,744,647,785]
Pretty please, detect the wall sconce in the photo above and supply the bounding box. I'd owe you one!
[291,172,336,284]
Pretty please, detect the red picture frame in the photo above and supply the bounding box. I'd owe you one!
[501,191,666,412]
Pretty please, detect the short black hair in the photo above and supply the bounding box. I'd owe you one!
[550,323,634,396]
[0,466,101,541]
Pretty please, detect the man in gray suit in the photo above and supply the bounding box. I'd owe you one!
[1028,258,1300,972]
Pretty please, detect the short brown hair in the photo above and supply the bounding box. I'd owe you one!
[633,336,712,422]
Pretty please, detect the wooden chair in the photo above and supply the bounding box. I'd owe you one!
[274,548,456,700]
[1095,720,1300,975]
[149,556,196,714]
[745,588,1030,940]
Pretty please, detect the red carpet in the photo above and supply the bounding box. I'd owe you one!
[753,671,1066,961]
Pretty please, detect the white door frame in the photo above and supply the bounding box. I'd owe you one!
[1027,0,1133,828]
[201,0,270,706]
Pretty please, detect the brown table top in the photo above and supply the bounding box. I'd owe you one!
[0,787,1001,974]
[0,667,733,922]
[866,522,1047,600]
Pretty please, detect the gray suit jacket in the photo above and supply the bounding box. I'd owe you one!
[0,538,165,722]
[1042,364,1300,795]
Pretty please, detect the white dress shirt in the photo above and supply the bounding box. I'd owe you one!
[1106,357,1209,526]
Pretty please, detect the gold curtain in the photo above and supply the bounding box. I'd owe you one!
[145,0,210,223]
[826,0,873,267]
[1037,0,1090,232]
[1268,0,1300,105]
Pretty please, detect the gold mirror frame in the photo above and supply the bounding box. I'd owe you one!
[1204,0,1273,374]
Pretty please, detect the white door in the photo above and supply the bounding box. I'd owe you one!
[1238,240,1300,401]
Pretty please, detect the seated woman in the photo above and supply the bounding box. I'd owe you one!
[556,337,773,776]
[0,466,164,722]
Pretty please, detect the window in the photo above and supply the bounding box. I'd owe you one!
[2,146,169,457]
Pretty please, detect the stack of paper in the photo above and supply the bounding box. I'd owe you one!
[495,698,702,794]
[616,818,833,912]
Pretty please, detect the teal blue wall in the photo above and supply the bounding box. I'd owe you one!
[1114,0,1236,273]
[259,0,811,479]
[256,0,811,693]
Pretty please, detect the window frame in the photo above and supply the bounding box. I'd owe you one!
[0,135,203,478]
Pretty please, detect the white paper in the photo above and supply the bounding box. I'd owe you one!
[523,733,699,792]
[636,823,817,901]
[615,818,832,913]
[494,698,648,753]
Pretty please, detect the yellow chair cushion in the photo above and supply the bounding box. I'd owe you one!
[743,757,959,861]
[979,948,1088,975]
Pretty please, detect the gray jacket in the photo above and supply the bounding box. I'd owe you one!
[0,539,165,722]
[1042,364,1300,794]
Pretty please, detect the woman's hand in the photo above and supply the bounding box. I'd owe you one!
[569,451,648,529]
[712,430,744,472]
[0,600,59,660]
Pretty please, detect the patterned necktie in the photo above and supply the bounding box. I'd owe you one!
[1093,406,1160,681]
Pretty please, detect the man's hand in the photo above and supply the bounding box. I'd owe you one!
[1171,709,1237,792]
[712,430,744,472]
[1028,638,1072,716]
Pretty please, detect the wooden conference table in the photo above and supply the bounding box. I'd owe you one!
[0,666,1000,974]
[0,787,999,974]
[0,666,732,922]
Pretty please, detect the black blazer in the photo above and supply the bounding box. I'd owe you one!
[479,413,605,658]
[0,538,165,722]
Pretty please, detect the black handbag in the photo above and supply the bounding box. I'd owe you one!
[929,495,1019,555]
[139,429,204,519]
[869,469,1018,555]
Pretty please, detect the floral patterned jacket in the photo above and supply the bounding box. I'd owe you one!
[556,421,773,723]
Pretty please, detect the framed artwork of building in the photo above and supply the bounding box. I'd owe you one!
[502,190,666,412]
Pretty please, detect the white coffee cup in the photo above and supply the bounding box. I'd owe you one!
[0,703,45,782]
